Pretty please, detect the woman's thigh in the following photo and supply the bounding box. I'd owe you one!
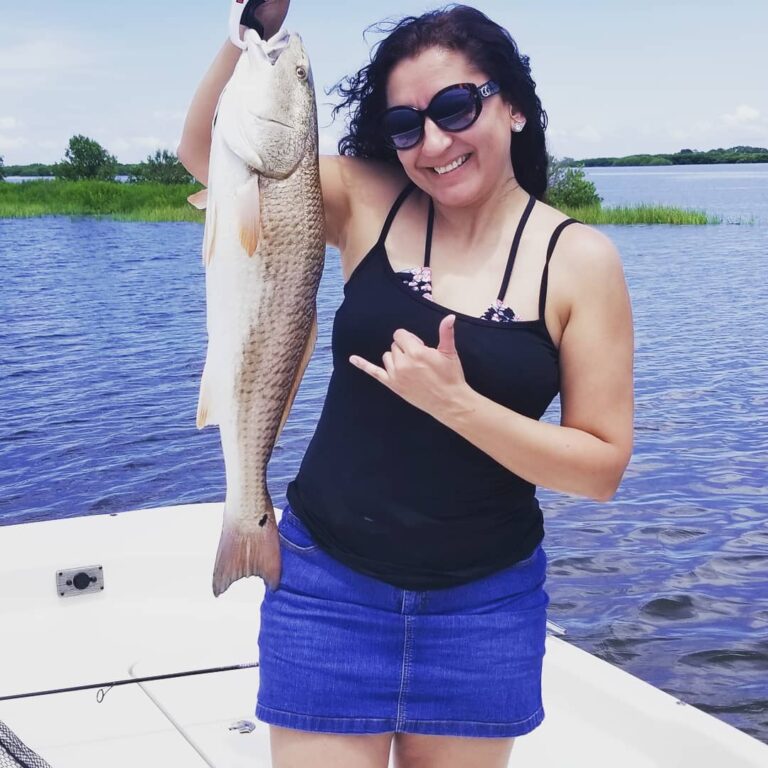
[393,732,515,768]
[269,725,395,768]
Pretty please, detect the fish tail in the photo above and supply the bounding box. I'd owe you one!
[211,508,281,597]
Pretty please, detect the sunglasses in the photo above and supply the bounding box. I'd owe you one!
[381,80,501,150]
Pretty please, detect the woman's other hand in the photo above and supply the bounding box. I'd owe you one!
[350,315,470,420]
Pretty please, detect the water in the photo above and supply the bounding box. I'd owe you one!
[4,177,56,183]
[5,176,133,183]
[1,164,767,743]
[583,163,768,224]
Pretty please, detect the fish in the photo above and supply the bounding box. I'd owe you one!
[187,28,325,597]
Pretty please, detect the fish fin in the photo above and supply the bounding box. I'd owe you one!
[276,310,318,442]
[237,175,261,257]
[196,364,217,428]
[202,199,218,267]
[187,189,208,210]
[212,510,281,596]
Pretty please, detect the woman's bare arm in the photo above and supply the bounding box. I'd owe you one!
[432,225,635,502]
[177,39,241,186]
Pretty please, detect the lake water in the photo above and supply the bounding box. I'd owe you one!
[1,164,767,743]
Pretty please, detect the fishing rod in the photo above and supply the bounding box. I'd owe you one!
[0,662,259,704]
[0,624,568,703]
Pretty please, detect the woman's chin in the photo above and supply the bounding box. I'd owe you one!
[425,173,483,208]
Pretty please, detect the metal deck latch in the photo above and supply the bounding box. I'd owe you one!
[56,565,104,597]
[229,720,256,734]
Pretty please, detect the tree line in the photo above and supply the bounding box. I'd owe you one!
[0,135,601,208]
[576,146,768,167]
[4,137,766,183]
[0,135,194,183]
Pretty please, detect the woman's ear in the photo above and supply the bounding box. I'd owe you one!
[509,106,527,133]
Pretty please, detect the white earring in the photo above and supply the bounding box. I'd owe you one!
[513,122,525,133]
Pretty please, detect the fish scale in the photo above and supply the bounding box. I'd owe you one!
[233,170,323,519]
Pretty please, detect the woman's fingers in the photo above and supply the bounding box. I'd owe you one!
[350,355,387,383]
[393,328,424,345]
[391,341,407,364]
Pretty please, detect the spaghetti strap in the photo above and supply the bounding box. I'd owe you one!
[538,218,580,321]
[424,198,435,268]
[377,181,416,245]
[497,194,537,302]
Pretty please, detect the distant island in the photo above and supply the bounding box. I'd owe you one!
[0,136,753,224]
[3,145,768,176]
[566,145,768,167]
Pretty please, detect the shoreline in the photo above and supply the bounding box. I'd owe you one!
[0,180,724,225]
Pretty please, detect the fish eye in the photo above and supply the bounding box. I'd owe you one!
[296,65,308,81]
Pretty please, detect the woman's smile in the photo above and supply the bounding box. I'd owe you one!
[431,152,472,175]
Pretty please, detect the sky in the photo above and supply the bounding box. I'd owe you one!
[1,0,766,166]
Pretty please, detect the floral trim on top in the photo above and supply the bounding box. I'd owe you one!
[481,299,519,323]
[395,266,521,322]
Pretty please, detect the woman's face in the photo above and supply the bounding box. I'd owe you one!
[385,46,524,208]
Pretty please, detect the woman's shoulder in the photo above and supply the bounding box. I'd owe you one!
[531,199,626,330]
[533,198,622,271]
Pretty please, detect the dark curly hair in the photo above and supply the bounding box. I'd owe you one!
[331,4,549,199]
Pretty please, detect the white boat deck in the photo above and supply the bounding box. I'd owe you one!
[1,503,766,767]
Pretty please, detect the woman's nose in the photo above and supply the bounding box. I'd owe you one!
[420,116,453,156]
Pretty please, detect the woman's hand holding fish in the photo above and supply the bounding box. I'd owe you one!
[241,0,290,40]
[349,315,470,420]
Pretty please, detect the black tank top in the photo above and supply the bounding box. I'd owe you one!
[286,182,580,589]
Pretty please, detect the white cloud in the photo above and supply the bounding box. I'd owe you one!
[0,35,92,90]
[546,124,605,158]
[573,125,603,142]
[152,110,188,123]
[665,121,714,142]
[0,116,20,130]
[0,135,28,151]
[721,105,761,126]
[133,136,172,151]
[664,108,768,146]
[548,124,603,142]
[107,135,182,161]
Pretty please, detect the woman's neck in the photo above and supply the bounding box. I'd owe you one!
[428,175,530,261]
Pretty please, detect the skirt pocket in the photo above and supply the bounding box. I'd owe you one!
[278,506,321,553]
[507,543,541,571]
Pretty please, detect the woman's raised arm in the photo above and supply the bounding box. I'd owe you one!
[177,39,241,186]
[177,1,290,185]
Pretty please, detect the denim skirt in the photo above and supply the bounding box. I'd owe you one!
[255,505,550,738]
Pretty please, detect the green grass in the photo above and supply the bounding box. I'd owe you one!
[558,203,722,225]
[0,180,205,223]
[0,180,734,225]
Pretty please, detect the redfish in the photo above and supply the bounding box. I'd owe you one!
[188,29,325,596]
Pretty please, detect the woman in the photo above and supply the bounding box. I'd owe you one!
[178,2,634,766]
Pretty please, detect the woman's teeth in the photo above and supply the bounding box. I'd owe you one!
[433,154,470,175]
